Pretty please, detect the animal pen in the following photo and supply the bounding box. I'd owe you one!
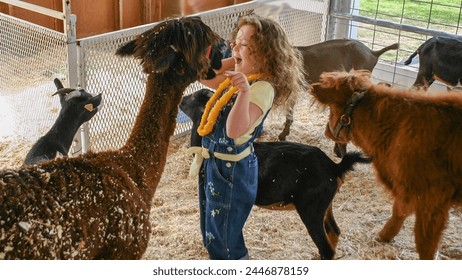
[1,0,462,261]
[1,0,461,156]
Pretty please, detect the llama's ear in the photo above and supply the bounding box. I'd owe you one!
[116,40,136,57]
[153,49,177,73]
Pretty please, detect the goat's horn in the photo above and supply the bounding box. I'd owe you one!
[52,88,74,96]
[64,89,83,101]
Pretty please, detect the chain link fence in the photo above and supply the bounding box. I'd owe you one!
[79,0,330,152]
[0,13,68,143]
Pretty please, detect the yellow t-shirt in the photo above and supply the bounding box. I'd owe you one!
[233,80,274,145]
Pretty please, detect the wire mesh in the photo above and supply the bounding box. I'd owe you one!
[79,0,330,152]
[0,13,68,144]
[2,0,461,156]
[330,0,462,88]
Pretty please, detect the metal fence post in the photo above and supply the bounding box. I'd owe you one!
[63,0,89,155]
[327,0,352,40]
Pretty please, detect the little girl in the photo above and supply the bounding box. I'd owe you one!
[196,14,307,260]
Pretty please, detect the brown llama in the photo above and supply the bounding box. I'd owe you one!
[310,70,462,259]
[0,16,222,259]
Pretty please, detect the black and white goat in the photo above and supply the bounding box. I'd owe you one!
[23,78,103,165]
[180,88,371,260]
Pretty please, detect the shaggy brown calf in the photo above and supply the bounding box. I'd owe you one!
[0,16,222,259]
[280,39,399,158]
[310,70,462,259]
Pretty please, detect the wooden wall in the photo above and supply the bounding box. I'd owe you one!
[0,0,249,38]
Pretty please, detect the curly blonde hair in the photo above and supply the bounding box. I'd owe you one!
[232,15,307,107]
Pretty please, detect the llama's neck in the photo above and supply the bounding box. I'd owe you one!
[124,74,187,153]
[120,74,189,185]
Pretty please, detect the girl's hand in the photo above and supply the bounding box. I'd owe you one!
[225,71,250,94]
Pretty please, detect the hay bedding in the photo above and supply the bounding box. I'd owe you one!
[1,92,461,260]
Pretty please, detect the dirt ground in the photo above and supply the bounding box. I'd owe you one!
[1,90,461,260]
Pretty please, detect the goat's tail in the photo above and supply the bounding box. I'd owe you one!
[336,151,371,180]
[372,42,399,57]
[403,51,418,65]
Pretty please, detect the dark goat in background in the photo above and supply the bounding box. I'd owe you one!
[180,88,371,260]
[404,36,462,91]
[23,78,102,165]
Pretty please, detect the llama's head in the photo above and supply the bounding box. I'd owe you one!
[52,78,103,124]
[116,16,222,83]
[310,70,371,146]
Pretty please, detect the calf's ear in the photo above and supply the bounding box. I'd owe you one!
[310,83,333,105]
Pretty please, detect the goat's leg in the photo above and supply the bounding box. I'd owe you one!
[333,143,347,158]
[376,198,413,242]
[324,203,340,250]
[414,203,449,260]
[411,67,434,91]
[296,203,335,260]
[278,109,293,141]
[277,94,296,141]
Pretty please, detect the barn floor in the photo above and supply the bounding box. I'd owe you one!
[1,88,461,260]
[143,90,462,260]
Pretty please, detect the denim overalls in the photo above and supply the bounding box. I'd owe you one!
[199,92,270,260]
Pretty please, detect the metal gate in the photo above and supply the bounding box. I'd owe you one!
[0,0,330,157]
[327,0,462,88]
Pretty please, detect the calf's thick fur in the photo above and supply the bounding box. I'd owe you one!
[310,70,462,259]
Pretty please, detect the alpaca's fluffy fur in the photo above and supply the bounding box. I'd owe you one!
[0,16,221,259]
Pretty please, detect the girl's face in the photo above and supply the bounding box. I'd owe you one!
[232,24,258,75]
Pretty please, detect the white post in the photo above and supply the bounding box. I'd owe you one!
[63,0,89,155]
[327,0,353,40]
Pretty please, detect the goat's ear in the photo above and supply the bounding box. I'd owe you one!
[197,89,213,104]
[116,40,136,57]
[206,89,213,99]
[54,78,64,90]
